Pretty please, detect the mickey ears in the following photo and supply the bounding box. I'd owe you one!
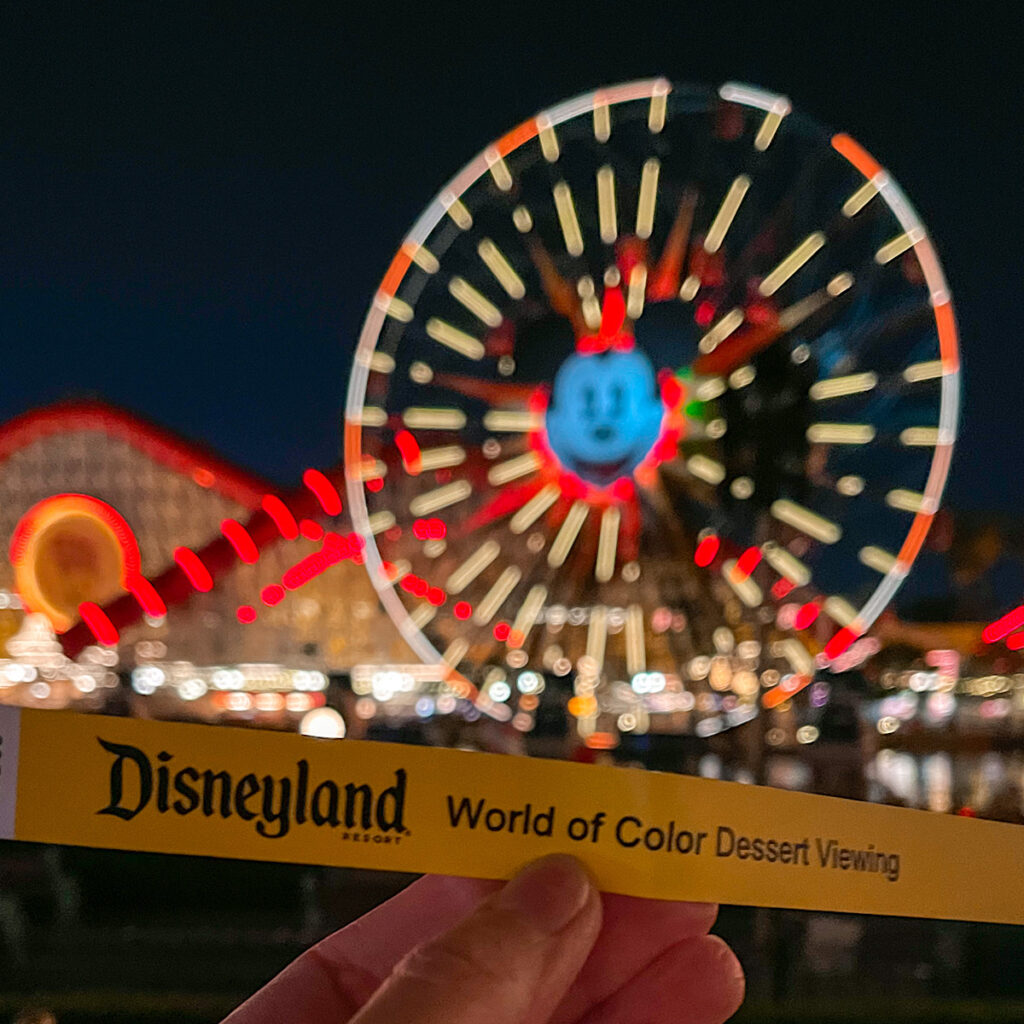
[576,286,635,354]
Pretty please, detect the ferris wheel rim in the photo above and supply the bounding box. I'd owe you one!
[343,77,961,680]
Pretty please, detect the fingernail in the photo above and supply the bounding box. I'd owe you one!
[495,854,593,934]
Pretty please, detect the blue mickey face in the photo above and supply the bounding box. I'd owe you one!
[545,348,665,487]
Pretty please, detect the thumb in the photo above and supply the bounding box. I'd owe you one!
[351,855,601,1024]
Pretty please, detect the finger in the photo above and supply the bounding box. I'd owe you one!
[351,855,602,1024]
[551,895,718,1023]
[579,934,745,1024]
[318,872,501,978]
[222,874,500,1023]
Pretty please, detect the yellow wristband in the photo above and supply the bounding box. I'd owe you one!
[1,707,1020,924]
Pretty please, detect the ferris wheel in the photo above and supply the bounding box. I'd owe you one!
[344,80,959,742]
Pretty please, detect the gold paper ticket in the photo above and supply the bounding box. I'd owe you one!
[1,707,1021,924]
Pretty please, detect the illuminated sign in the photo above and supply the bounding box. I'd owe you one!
[10,494,141,633]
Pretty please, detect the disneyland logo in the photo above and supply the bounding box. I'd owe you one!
[95,738,407,840]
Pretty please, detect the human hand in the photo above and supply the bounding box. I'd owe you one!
[223,854,744,1024]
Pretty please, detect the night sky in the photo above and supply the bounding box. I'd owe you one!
[0,4,1020,511]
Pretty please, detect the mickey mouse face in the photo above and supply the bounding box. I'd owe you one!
[545,348,665,487]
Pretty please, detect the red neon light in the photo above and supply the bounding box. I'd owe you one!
[300,519,324,541]
[126,575,167,619]
[612,477,636,503]
[694,535,720,568]
[395,430,423,475]
[220,519,259,564]
[262,494,298,540]
[771,578,795,600]
[615,235,647,287]
[1006,632,1024,652]
[413,518,447,540]
[824,627,858,660]
[577,287,635,355]
[695,301,716,327]
[303,469,342,516]
[400,574,430,598]
[453,601,472,620]
[281,532,359,592]
[78,602,119,646]
[261,584,285,606]
[794,602,820,631]
[427,586,446,606]
[600,287,627,339]
[237,605,257,623]
[174,547,213,592]
[734,546,762,580]
[983,605,1024,644]
[658,369,684,409]
[493,622,511,642]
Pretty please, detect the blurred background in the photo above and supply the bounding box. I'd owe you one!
[0,3,1022,1022]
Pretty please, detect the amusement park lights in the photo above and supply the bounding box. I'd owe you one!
[40,80,975,753]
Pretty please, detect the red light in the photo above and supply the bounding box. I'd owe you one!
[983,604,1024,644]
[302,469,342,516]
[414,517,446,540]
[237,605,257,624]
[771,578,796,600]
[1007,632,1024,651]
[453,601,472,620]
[694,535,720,568]
[78,601,119,646]
[262,494,298,540]
[220,519,259,564]
[174,547,213,592]
[493,622,511,642]
[611,477,635,502]
[126,575,167,618]
[394,430,422,475]
[367,477,384,492]
[600,286,626,339]
[734,546,762,580]
[658,369,684,408]
[192,468,215,488]
[400,574,430,598]
[794,602,820,631]
[427,586,446,606]
[695,301,716,327]
[261,584,285,606]
[300,519,324,541]
[824,627,858,660]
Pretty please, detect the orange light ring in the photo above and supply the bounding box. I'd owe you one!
[10,494,141,633]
